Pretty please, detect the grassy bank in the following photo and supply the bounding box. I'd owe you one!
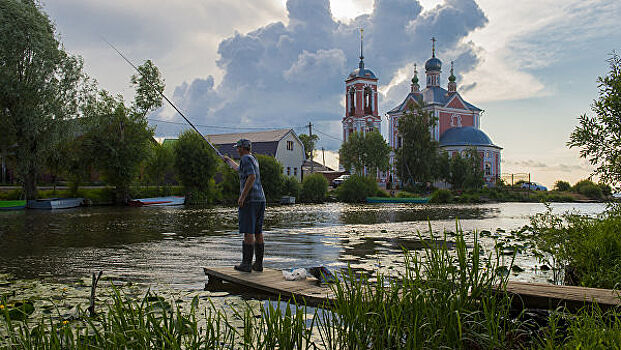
[3,228,621,349]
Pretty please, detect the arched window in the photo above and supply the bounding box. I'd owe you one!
[364,87,372,114]
[348,87,356,115]
[484,162,491,176]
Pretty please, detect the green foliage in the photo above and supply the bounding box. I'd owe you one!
[130,59,164,115]
[0,0,89,198]
[449,149,484,190]
[395,105,441,184]
[336,175,381,203]
[144,142,176,187]
[282,176,301,199]
[531,205,621,288]
[568,52,621,189]
[300,173,328,203]
[256,154,285,202]
[573,179,602,199]
[430,189,453,203]
[599,182,612,196]
[554,180,571,192]
[339,131,390,177]
[174,130,219,204]
[217,162,239,204]
[298,133,319,159]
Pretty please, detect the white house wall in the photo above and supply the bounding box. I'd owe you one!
[275,131,305,182]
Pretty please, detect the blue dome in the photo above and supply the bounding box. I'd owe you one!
[348,67,377,79]
[439,127,497,147]
[425,57,442,72]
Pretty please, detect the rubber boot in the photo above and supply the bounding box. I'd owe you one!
[252,243,264,272]
[234,243,253,272]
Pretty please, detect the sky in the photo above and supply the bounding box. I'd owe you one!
[42,0,620,188]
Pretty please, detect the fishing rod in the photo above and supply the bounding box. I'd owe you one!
[102,38,226,160]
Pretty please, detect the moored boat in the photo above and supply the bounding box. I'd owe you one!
[366,197,430,204]
[0,200,27,210]
[27,198,84,209]
[128,196,185,207]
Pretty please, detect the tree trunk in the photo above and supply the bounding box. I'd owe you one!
[24,170,38,200]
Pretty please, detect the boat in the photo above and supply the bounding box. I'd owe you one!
[366,197,430,204]
[0,200,27,210]
[27,198,84,209]
[128,196,185,207]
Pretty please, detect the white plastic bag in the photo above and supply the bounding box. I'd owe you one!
[282,268,308,281]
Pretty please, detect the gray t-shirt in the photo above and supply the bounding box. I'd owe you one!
[239,154,266,203]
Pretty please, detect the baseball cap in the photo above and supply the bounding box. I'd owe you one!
[235,139,252,149]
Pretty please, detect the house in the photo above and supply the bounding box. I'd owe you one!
[164,128,306,182]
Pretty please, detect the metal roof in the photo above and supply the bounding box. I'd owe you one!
[439,127,501,148]
[387,87,481,114]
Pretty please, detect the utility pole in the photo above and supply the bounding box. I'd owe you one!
[308,122,314,173]
[322,147,325,167]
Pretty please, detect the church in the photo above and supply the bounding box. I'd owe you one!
[342,37,502,186]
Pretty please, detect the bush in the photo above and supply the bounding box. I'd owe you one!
[554,180,571,192]
[573,179,602,199]
[282,176,301,199]
[599,183,612,197]
[256,154,285,202]
[300,173,328,203]
[217,163,239,204]
[430,189,453,203]
[336,175,381,203]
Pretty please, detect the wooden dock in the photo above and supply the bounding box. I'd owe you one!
[204,267,621,310]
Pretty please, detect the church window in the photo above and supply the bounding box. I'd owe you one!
[484,162,491,176]
[287,167,291,176]
[348,88,356,115]
[294,168,297,176]
[397,136,402,148]
[287,140,294,151]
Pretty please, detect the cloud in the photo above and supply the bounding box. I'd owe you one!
[151,0,488,150]
[503,159,588,173]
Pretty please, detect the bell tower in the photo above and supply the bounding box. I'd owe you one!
[343,29,380,142]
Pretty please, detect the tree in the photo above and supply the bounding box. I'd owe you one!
[256,154,285,202]
[339,130,390,177]
[554,180,571,192]
[144,142,176,188]
[568,52,621,189]
[395,105,440,184]
[174,130,219,203]
[448,149,484,190]
[298,133,319,159]
[0,0,88,199]
[84,60,164,203]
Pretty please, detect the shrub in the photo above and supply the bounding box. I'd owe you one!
[573,179,602,199]
[599,183,612,197]
[300,173,328,203]
[217,162,239,204]
[256,154,285,202]
[554,180,571,192]
[430,189,453,203]
[336,175,381,203]
[282,176,301,199]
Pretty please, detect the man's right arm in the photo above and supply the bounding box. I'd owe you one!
[223,156,239,171]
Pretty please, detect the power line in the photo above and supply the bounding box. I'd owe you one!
[313,128,342,142]
[148,118,305,131]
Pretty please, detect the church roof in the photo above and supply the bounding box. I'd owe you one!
[439,127,501,148]
[347,67,377,80]
[387,86,481,114]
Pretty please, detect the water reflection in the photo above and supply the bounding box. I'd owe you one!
[0,202,606,288]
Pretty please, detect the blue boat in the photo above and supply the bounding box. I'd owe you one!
[27,198,84,209]
[128,196,185,207]
[366,197,430,204]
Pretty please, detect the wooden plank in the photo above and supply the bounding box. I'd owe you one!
[204,267,621,311]
[203,267,335,306]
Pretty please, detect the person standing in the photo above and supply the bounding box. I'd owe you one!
[223,139,266,272]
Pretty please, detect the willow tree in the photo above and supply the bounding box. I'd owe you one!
[0,0,87,199]
[84,60,164,204]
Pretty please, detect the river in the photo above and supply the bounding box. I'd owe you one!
[0,202,606,291]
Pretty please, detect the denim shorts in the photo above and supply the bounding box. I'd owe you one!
[238,201,265,235]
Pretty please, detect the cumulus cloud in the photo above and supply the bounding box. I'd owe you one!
[151,0,488,149]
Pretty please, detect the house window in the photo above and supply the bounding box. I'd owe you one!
[287,167,291,176]
[294,168,297,176]
[397,136,402,148]
[286,141,294,151]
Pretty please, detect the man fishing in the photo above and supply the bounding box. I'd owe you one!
[223,139,266,273]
